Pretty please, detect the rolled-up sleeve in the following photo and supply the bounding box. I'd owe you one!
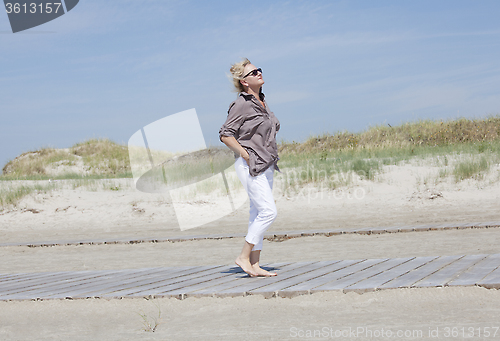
[219,101,245,141]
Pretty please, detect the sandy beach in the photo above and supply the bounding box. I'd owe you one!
[1,160,500,340]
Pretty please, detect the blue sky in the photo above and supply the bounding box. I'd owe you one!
[1,0,500,168]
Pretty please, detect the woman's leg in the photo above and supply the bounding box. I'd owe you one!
[235,241,258,277]
[249,166,277,276]
[234,157,258,277]
[244,166,277,247]
[234,158,277,276]
[250,250,277,276]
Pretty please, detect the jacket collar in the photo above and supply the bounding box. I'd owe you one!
[240,91,265,101]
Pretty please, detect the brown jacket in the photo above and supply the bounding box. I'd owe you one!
[219,92,280,176]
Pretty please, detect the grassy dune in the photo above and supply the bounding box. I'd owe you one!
[1,117,500,209]
[277,116,500,191]
[1,138,131,180]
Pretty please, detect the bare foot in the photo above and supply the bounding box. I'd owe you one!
[235,257,258,277]
[252,264,277,277]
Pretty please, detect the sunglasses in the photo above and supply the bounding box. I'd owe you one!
[243,68,262,78]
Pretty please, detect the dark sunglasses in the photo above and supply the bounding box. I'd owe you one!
[243,68,262,78]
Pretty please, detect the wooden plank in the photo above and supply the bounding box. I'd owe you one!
[311,258,409,292]
[186,262,299,297]
[466,222,483,228]
[215,259,380,297]
[475,221,500,228]
[0,271,111,295]
[0,242,25,247]
[2,269,140,300]
[1,221,498,248]
[176,263,290,298]
[126,266,235,298]
[248,261,344,298]
[477,263,500,289]
[448,254,500,286]
[42,267,179,299]
[155,266,244,298]
[199,262,317,298]
[3,268,157,300]
[306,229,339,236]
[448,222,472,230]
[369,227,388,234]
[0,270,82,282]
[0,271,69,286]
[325,228,345,235]
[302,258,388,293]
[246,261,340,297]
[344,256,438,293]
[413,255,486,287]
[38,269,159,299]
[398,225,415,232]
[0,267,137,292]
[100,265,220,297]
[48,266,214,299]
[304,229,344,236]
[303,259,386,294]
[278,260,363,297]
[212,262,319,298]
[0,269,127,294]
[102,265,227,298]
[299,229,329,235]
[351,226,374,234]
[70,266,196,298]
[0,273,32,281]
[378,255,462,289]
[413,225,433,232]
[431,223,455,230]
[384,226,402,233]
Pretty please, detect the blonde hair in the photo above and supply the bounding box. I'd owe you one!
[229,58,251,93]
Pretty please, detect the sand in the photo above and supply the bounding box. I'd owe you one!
[1,160,500,340]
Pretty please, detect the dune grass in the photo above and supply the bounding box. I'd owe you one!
[276,116,500,192]
[0,179,127,211]
[453,155,490,182]
[1,138,132,180]
[279,116,500,155]
[0,182,57,208]
[71,138,131,176]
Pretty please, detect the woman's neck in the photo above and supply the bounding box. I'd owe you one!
[245,86,261,100]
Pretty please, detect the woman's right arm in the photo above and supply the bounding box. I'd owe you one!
[220,135,250,164]
[219,100,250,164]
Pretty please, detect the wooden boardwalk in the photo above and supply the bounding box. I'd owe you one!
[1,221,499,248]
[1,253,499,301]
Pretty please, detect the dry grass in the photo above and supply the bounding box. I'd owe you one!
[279,116,500,155]
[1,138,131,179]
[275,116,500,192]
[0,182,57,208]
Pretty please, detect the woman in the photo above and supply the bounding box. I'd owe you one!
[219,58,280,277]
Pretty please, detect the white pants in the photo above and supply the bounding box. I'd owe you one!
[235,157,277,251]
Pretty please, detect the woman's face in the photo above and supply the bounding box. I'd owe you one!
[241,63,264,89]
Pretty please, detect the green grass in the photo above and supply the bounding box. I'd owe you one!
[275,116,500,194]
[279,116,500,155]
[0,172,133,181]
[71,138,130,175]
[275,141,500,195]
[453,156,490,182]
[1,138,131,179]
[0,182,57,208]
